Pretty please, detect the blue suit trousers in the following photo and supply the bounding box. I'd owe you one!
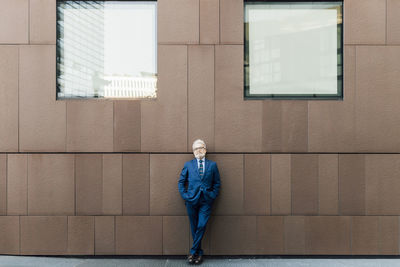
[185,190,212,256]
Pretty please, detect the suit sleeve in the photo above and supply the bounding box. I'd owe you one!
[211,163,221,199]
[178,163,188,200]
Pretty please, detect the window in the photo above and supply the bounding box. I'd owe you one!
[244,1,343,99]
[56,0,157,99]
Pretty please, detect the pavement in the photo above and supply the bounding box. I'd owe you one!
[1,256,400,267]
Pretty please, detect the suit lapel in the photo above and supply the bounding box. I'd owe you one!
[192,159,200,178]
[204,158,210,174]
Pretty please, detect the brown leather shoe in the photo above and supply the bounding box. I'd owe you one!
[194,254,203,265]
[187,254,196,264]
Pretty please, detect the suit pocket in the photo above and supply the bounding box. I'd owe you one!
[203,191,214,204]
[204,189,213,199]
[183,192,190,201]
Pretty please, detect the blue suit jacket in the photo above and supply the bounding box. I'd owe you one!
[178,158,221,205]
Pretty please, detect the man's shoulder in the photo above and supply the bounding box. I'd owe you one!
[184,158,217,165]
[186,158,210,162]
[184,159,196,165]
[206,158,217,166]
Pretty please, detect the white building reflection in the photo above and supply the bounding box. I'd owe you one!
[57,1,157,99]
[103,75,157,98]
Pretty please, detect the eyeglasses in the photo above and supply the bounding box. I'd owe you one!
[193,147,206,151]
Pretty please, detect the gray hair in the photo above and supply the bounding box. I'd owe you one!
[192,139,206,150]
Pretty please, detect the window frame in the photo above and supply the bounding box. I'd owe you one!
[55,0,158,100]
[244,0,344,100]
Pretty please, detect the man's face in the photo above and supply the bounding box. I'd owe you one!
[193,145,206,159]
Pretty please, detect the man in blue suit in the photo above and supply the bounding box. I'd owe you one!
[178,139,221,265]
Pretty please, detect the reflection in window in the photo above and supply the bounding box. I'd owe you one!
[57,1,157,99]
[244,1,343,99]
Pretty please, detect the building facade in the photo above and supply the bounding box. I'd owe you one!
[0,0,400,255]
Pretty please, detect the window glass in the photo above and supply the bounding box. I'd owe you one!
[57,1,157,99]
[244,1,343,99]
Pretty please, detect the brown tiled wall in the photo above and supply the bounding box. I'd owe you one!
[0,153,399,255]
[1,0,400,255]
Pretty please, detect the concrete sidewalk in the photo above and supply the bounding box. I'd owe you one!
[1,256,400,267]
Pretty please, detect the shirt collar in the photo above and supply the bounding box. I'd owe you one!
[196,157,206,163]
